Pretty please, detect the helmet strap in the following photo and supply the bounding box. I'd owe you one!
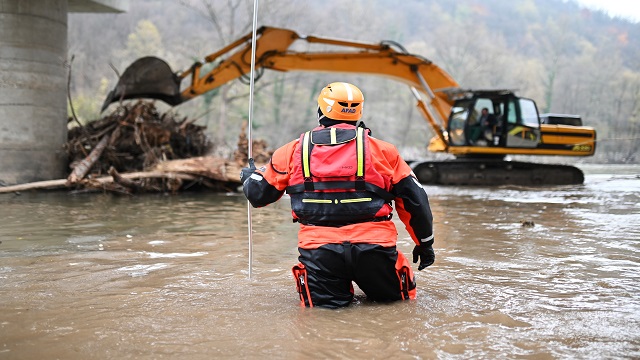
[317,106,326,125]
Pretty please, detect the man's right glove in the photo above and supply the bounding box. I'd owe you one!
[412,239,435,271]
[240,158,256,185]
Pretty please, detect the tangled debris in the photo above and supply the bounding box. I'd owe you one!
[66,101,211,177]
[0,101,273,195]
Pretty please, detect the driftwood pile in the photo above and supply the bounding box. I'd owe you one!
[0,101,273,195]
[66,100,211,178]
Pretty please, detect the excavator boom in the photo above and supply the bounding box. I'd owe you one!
[102,26,455,144]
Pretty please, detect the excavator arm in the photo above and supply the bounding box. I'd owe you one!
[102,26,458,150]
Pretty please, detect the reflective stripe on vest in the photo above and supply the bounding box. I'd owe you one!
[357,127,364,178]
[302,131,311,179]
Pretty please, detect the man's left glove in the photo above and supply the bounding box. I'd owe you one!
[240,158,256,184]
[412,239,435,271]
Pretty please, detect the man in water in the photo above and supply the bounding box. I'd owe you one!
[241,82,435,308]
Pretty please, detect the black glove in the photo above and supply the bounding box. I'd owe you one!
[240,158,256,184]
[412,239,435,271]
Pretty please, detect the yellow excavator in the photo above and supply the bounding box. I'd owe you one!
[101,26,596,186]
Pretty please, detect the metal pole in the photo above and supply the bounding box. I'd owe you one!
[247,0,259,280]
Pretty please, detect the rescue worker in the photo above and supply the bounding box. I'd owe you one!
[241,82,435,308]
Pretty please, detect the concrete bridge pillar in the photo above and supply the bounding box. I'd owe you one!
[0,0,127,186]
[0,0,69,185]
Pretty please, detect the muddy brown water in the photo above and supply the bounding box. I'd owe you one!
[1,165,639,359]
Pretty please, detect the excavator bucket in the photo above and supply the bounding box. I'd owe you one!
[101,56,183,112]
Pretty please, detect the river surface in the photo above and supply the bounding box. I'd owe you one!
[1,164,639,359]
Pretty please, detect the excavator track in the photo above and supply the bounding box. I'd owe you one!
[411,159,584,186]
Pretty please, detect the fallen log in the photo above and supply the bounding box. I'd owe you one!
[0,171,199,194]
[0,179,69,193]
[153,156,243,183]
[85,169,194,194]
[66,133,110,185]
[0,155,245,194]
[108,166,144,192]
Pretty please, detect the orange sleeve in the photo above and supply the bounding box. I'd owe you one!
[257,138,298,191]
[368,138,414,184]
[369,137,434,245]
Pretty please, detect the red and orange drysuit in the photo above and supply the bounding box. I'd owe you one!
[243,122,434,308]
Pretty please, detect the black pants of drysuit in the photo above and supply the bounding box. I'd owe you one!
[297,242,408,308]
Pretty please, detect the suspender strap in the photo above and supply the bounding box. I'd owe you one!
[301,131,314,191]
[355,127,366,191]
[356,127,364,178]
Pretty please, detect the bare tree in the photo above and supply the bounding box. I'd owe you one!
[533,17,577,113]
[176,0,315,148]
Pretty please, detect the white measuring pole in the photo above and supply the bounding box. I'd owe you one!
[247,0,259,280]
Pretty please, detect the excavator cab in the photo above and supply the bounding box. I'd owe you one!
[411,89,591,185]
[447,90,541,151]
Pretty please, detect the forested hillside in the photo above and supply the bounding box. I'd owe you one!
[68,0,640,163]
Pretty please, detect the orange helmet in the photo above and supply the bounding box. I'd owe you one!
[317,82,364,121]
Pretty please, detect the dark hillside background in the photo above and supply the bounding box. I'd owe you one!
[68,0,640,163]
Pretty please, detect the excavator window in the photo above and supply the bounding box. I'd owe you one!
[448,103,472,146]
[503,97,541,148]
[474,99,493,114]
[507,100,518,125]
[519,98,540,127]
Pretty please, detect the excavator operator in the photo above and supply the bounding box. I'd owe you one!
[240,82,436,308]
